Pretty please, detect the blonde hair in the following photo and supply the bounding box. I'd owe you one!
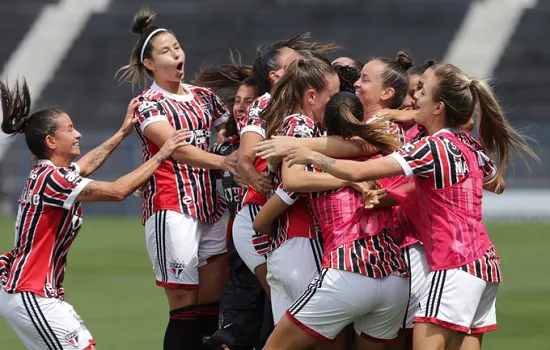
[262,58,336,139]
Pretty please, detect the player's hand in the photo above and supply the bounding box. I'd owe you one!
[119,98,140,137]
[361,189,387,209]
[380,108,417,123]
[254,136,299,159]
[216,129,229,144]
[284,146,316,167]
[234,171,247,188]
[253,172,273,195]
[223,150,239,176]
[157,130,192,161]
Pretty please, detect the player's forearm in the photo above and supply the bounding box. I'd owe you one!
[172,146,225,170]
[299,136,374,158]
[283,170,347,193]
[76,131,125,177]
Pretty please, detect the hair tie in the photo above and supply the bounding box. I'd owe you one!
[140,28,168,63]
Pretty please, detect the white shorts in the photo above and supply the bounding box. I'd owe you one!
[0,290,95,350]
[144,210,227,289]
[233,204,266,273]
[266,237,323,324]
[415,268,499,333]
[402,243,430,329]
[288,268,408,343]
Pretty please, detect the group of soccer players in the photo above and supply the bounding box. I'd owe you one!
[0,6,539,350]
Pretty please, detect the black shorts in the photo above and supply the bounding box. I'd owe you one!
[219,219,273,347]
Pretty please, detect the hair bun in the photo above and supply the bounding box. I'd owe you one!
[131,7,156,35]
[395,51,413,71]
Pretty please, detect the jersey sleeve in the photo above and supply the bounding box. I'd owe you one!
[135,97,169,133]
[477,150,497,182]
[240,101,266,138]
[281,117,318,138]
[275,182,299,205]
[43,168,93,210]
[390,137,435,177]
[211,91,230,127]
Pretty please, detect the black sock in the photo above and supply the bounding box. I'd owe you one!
[164,305,201,350]
[196,301,220,340]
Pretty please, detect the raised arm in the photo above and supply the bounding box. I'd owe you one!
[76,130,190,202]
[76,99,139,177]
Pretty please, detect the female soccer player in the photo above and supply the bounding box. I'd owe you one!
[269,63,537,350]
[233,34,342,293]
[117,8,234,349]
[0,79,188,350]
[257,92,409,350]
[257,59,388,333]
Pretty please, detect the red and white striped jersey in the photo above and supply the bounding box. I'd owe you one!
[238,93,271,207]
[2,160,91,298]
[322,231,408,279]
[134,82,229,223]
[269,114,322,252]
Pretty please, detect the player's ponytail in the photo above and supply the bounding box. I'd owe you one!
[433,63,539,184]
[116,7,172,88]
[324,92,400,154]
[1,79,62,159]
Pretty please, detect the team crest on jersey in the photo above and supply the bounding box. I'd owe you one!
[64,329,79,348]
[170,260,186,279]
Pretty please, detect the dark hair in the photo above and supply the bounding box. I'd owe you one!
[252,33,341,95]
[263,58,337,139]
[225,77,260,137]
[1,79,61,159]
[193,49,253,90]
[335,65,360,93]
[116,7,174,88]
[332,57,364,71]
[374,51,413,109]
[432,63,538,183]
[409,59,437,76]
[324,92,400,154]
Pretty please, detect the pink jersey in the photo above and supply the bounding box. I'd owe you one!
[405,124,425,143]
[1,161,91,298]
[390,129,502,282]
[308,155,408,278]
[309,155,398,253]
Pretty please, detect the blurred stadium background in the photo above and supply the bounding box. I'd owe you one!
[0,0,549,349]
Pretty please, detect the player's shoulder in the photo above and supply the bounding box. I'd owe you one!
[256,92,271,105]
[137,87,163,102]
[284,113,315,126]
[184,83,214,97]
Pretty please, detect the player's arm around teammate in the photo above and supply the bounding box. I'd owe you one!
[0,78,187,350]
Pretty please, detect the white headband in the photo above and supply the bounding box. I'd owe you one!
[140,28,168,63]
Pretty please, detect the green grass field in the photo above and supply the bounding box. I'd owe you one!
[0,218,549,350]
